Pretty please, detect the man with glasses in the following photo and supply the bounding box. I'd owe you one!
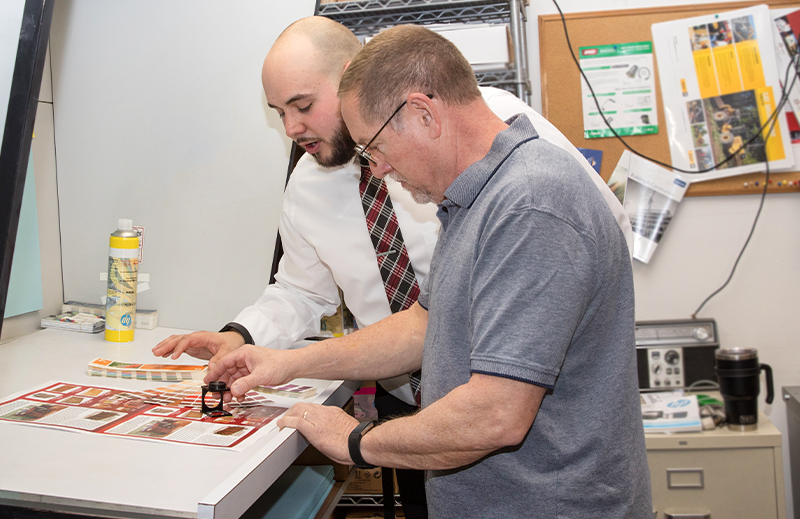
[157,17,638,518]
[205,24,651,518]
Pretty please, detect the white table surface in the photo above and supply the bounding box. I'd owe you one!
[0,327,357,519]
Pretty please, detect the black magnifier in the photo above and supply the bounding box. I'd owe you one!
[201,381,233,417]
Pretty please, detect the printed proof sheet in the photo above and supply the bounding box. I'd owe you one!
[652,5,794,181]
[0,380,325,451]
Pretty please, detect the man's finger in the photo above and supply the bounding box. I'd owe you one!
[152,335,178,356]
[277,414,303,430]
[229,374,260,398]
[205,350,235,380]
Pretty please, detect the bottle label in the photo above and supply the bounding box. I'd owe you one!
[106,256,138,336]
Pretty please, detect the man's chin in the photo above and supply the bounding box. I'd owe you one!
[310,146,356,168]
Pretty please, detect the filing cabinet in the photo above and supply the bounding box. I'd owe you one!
[646,411,786,519]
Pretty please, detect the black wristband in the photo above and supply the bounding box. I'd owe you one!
[219,323,254,345]
[348,420,377,469]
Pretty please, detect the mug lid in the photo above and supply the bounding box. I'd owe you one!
[715,347,758,361]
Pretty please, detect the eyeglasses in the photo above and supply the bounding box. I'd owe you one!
[354,94,433,166]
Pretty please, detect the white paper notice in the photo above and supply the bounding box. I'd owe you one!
[580,41,659,139]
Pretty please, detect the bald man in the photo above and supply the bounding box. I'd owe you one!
[154,16,632,518]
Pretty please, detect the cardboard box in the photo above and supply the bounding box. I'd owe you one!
[292,445,351,482]
[344,467,399,494]
[430,23,511,69]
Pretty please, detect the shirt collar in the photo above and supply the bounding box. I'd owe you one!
[442,114,539,209]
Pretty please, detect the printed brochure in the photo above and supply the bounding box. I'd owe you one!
[652,5,794,180]
[612,150,689,264]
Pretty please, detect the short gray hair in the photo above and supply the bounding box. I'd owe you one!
[339,25,480,125]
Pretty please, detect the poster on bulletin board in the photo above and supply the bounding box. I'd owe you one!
[652,4,794,180]
[579,41,659,139]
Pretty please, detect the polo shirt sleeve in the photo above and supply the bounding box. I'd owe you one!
[417,272,431,310]
[469,206,599,390]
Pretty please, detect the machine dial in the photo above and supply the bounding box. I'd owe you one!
[694,327,710,341]
[665,350,680,365]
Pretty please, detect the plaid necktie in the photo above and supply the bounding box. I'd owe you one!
[359,165,422,405]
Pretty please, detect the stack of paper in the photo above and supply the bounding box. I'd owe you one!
[641,392,702,433]
[254,383,317,399]
[41,312,105,333]
[61,300,158,330]
[87,358,208,381]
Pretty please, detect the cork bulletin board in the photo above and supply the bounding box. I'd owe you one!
[539,1,800,196]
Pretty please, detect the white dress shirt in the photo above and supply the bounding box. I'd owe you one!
[233,87,632,405]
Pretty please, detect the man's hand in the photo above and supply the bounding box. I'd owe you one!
[152,331,245,362]
[278,403,361,465]
[204,344,295,400]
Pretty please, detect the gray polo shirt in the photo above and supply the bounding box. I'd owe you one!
[418,115,651,518]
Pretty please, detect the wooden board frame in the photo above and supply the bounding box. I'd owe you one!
[539,0,800,196]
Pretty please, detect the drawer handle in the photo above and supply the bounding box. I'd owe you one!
[664,511,710,519]
[666,468,704,489]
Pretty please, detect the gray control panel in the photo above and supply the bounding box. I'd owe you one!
[635,319,719,392]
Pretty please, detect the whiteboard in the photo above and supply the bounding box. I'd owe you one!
[50,1,314,331]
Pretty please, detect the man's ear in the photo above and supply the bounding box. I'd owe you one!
[407,93,441,139]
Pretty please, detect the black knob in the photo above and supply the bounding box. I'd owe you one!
[665,350,680,365]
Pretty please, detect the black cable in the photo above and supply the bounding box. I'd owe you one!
[691,122,775,318]
[551,0,799,317]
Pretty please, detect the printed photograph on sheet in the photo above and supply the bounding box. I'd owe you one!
[0,381,290,450]
[652,5,794,181]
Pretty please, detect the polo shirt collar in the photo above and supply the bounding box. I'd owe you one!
[442,114,539,209]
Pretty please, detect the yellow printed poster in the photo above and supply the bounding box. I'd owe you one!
[652,5,793,181]
[736,39,766,90]
[692,49,718,98]
[756,88,785,161]
[712,44,741,94]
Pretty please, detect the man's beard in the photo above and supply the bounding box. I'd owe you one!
[312,119,356,168]
[389,172,437,205]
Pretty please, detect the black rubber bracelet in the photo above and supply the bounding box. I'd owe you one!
[348,420,377,469]
[219,322,254,345]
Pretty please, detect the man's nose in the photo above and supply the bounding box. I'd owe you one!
[369,159,393,179]
[284,114,305,139]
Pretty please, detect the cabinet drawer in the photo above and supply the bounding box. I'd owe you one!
[647,447,778,519]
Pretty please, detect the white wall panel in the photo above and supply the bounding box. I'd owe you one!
[50,1,313,330]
